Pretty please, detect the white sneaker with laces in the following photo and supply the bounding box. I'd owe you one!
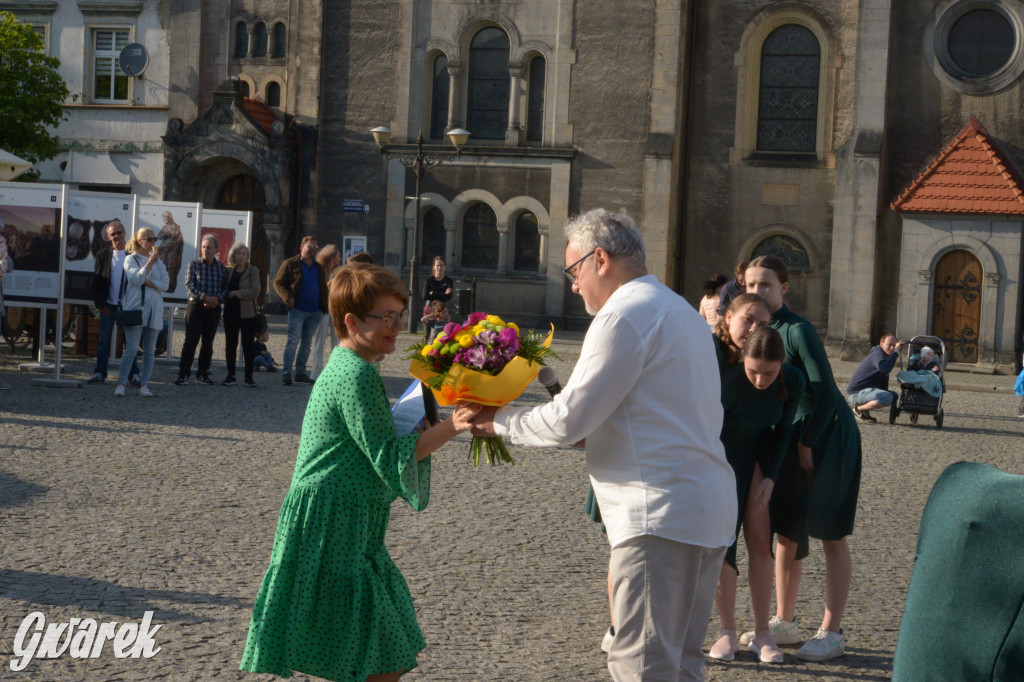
[795,627,845,662]
[138,385,153,397]
[740,615,801,646]
[113,384,126,396]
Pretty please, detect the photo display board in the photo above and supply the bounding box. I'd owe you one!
[137,200,201,305]
[63,191,137,305]
[0,182,66,305]
[200,209,252,264]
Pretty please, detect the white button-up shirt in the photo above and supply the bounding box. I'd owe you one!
[494,275,737,549]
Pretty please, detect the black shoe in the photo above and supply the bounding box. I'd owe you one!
[196,373,215,385]
[221,376,237,386]
[174,375,189,386]
[245,377,256,388]
[87,373,104,384]
[294,374,313,384]
[282,373,292,386]
[855,408,876,422]
[265,366,277,373]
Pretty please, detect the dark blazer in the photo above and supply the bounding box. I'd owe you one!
[91,246,114,309]
[273,255,328,313]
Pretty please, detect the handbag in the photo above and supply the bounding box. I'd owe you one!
[115,255,145,327]
[256,308,269,335]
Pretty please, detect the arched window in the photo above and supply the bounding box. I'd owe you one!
[461,203,499,267]
[233,22,248,59]
[272,22,286,59]
[421,208,447,264]
[526,56,545,142]
[265,81,281,107]
[751,234,810,272]
[513,212,539,271]
[239,79,250,97]
[757,24,820,153]
[467,27,510,140]
[253,22,268,58]
[430,55,450,140]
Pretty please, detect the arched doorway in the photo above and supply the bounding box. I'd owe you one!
[932,249,982,363]
[217,174,268,305]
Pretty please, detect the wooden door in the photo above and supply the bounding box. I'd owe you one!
[931,250,982,363]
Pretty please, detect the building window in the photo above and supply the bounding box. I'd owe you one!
[467,27,510,140]
[240,79,250,97]
[526,56,545,143]
[949,9,1013,76]
[234,22,248,58]
[92,28,130,102]
[265,81,281,107]
[751,234,810,272]
[461,203,499,267]
[272,22,286,59]
[421,208,446,264]
[927,2,1024,94]
[756,24,820,153]
[430,55,450,140]
[253,22,267,58]
[513,212,539,271]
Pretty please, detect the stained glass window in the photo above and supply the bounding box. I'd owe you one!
[272,22,286,59]
[462,203,499,267]
[234,22,248,58]
[265,81,280,107]
[948,10,1013,77]
[757,24,820,153]
[253,22,267,58]
[467,27,510,140]
[421,208,446,264]
[751,235,810,271]
[430,55,450,140]
[527,57,545,142]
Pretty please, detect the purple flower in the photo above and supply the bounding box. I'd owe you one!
[475,329,497,347]
[443,321,461,336]
[466,312,488,325]
[456,344,488,369]
[497,327,520,353]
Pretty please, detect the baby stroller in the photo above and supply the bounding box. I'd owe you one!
[889,335,947,428]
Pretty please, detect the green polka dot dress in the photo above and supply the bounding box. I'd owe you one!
[240,346,429,680]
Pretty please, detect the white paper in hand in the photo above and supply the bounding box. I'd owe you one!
[391,380,428,434]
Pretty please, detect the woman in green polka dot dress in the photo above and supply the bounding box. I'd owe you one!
[241,263,480,681]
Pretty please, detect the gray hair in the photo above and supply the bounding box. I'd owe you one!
[226,241,248,268]
[201,233,219,249]
[564,209,645,267]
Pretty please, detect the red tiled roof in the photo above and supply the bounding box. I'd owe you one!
[242,97,280,133]
[892,117,1024,215]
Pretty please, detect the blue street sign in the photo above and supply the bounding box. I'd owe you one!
[342,199,365,213]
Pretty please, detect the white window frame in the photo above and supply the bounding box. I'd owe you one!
[89,26,133,104]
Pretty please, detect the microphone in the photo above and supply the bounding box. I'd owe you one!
[538,366,562,398]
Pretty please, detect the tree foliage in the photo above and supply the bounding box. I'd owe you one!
[0,11,71,177]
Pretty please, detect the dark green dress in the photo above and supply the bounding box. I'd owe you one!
[770,305,861,559]
[240,346,429,681]
[892,462,1024,680]
[719,363,805,569]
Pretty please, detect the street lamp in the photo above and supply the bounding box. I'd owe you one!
[371,126,470,332]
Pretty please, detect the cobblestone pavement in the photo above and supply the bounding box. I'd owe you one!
[1,317,1022,680]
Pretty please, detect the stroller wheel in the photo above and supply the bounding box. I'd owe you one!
[935,409,944,429]
[889,401,899,425]
[910,413,918,424]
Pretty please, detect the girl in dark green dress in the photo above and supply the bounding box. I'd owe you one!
[708,308,805,665]
[742,255,861,663]
[241,264,479,682]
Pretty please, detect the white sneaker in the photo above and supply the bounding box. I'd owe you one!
[113,385,126,397]
[600,626,614,654]
[740,616,801,646]
[795,627,845,662]
[138,385,153,397]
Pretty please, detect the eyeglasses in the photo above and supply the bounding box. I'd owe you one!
[362,308,409,330]
[562,250,596,285]
[140,236,156,243]
[109,231,125,238]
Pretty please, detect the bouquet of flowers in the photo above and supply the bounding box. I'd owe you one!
[408,312,555,466]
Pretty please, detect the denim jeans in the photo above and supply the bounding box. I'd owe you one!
[283,308,324,376]
[118,325,158,387]
[94,304,138,380]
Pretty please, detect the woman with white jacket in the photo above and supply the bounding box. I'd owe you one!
[115,227,169,397]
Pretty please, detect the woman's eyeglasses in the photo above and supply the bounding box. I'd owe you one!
[363,308,409,330]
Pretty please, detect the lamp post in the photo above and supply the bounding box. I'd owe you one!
[371,126,470,333]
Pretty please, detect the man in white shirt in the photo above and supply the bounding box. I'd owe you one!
[471,209,736,681]
[87,221,138,384]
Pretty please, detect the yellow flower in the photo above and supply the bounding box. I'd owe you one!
[486,315,505,326]
[459,334,474,348]
[508,322,519,334]
[420,345,432,357]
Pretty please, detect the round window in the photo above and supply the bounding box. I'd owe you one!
[948,9,1015,76]
[928,1,1024,94]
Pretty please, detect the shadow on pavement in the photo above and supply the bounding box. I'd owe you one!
[0,569,249,623]
[0,471,49,509]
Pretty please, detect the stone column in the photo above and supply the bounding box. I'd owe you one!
[446,60,462,132]
[537,228,548,275]
[247,26,256,58]
[263,220,288,311]
[445,220,456,265]
[506,64,524,146]
[496,221,509,275]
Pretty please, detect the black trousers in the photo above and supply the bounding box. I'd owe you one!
[224,313,258,380]
[178,302,221,377]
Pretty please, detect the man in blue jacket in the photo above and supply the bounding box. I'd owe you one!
[846,333,901,422]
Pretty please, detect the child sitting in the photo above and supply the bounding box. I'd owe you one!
[253,331,278,372]
[421,301,451,342]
